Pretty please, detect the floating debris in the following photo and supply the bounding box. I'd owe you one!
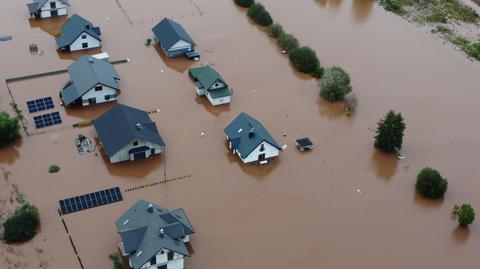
[29,43,38,52]
[204,47,215,53]
[0,35,12,41]
[356,189,362,195]
[282,144,288,150]
[397,155,406,160]
[75,134,94,155]
[201,131,205,137]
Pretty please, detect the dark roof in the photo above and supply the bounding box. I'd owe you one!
[224,112,281,157]
[188,65,231,95]
[27,0,69,13]
[61,55,119,105]
[93,104,165,157]
[295,137,314,148]
[56,14,101,49]
[152,18,195,50]
[115,199,194,269]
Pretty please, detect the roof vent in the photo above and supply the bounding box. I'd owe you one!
[88,57,94,63]
[248,128,255,138]
[237,128,243,133]
[147,204,153,213]
[159,228,164,238]
[136,123,143,130]
[122,219,130,226]
[136,250,143,257]
[85,24,91,30]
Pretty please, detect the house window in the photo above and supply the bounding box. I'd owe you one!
[157,265,167,269]
[105,95,110,100]
[150,256,156,265]
[260,144,265,152]
[82,42,88,48]
[167,251,174,261]
[133,141,138,146]
[81,34,87,39]
[50,2,56,8]
[95,85,102,91]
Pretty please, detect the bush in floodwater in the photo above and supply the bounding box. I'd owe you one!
[379,0,407,15]
[145,38,152,47]
[234,0,254,8]
[374,110,406,153]
[109,253,126,269]
[453,204,475,226]
[0,111,20,148]
[277,33,299,52]
[319,66,352,102]
[3,203,40,243]
[267,23,284,38]
[48,165,60,173]
[289,46,321,76]
[247,3,273,26]
[416,167,448,199]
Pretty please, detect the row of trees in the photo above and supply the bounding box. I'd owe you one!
[0,111,20,147]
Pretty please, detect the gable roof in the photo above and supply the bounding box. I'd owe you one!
[224,112,281,157]
[188,65,228,91]
[115,199,194,269]
[93,104,165,157]
[56,14,101,49]
[27,0,70,13]
[152,18,195,50]
[61,55,119,105]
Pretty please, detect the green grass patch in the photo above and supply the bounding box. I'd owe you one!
[48,165,60,173]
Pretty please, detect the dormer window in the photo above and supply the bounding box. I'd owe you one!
[260,144,265,152]
[81,34,87,39]
[150,256,156,265]
[95,85,102,91]
[133,141,138,146]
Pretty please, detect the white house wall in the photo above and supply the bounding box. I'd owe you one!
[170,40,193,51]
[205,92,230,106]
[240,141,280,164]
[39,1,68,18]
[109,139,162,164]
[81,84,118,106]
[69,32,100,51]
[138,249,184,269]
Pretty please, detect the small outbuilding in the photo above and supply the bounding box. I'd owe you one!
[152,18,199,60]
[56,14,101,51]
[116,199,194,269]
[27,0,69,18]
[295,137,314,151]
[60,55,119,106]
[93,104,166,164]
[224,112,282,164]
[188,65,232,106]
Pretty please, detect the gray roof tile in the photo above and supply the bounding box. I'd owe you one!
[152,18,195,50]
[56,14,101,49]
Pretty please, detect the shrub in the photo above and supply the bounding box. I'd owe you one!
[277,33,299,52]
[374,111,406,153]
[345,93,359,115]
[247,3,273,26]
[48,165,60,173]
[379,0,407,15]
[267,23,284,38]
[3,203,40,243]
[319,66,352,102]
[0,111,20,147]
[289,46,321,75]
[234,0,254,8]
[312,66,324,78]
[109,253,126,269]
[145,38,152,47]
[453,204,475,226]
[416,167,448,199]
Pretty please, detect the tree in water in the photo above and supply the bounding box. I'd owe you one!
[374,110,405,153]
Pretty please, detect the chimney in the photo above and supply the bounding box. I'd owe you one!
[248,127,255,138]
[147,203,153,213]
[136,123,143,130]
[159,228,164,238]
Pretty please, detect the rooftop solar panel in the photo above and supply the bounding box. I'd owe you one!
[26,97,54,113]
[59,187,122,215]
[33,112,62,129]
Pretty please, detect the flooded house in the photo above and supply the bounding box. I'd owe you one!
[224,112,282,164]
[152,18,199,60]
[115,199,194,269]
[188,65,232,106]
[93,104,166,164]
[60,55,119,106]
[27,0,69,18]
[56,13,101,51]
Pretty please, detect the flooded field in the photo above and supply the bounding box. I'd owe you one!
[1,0,480,268]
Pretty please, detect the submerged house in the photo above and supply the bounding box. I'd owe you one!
[27,0,69,18]
[60,55,119,106]
[93,104,165,164]
[152,18,199,60]
[116,199,194,269]
[224,112,282,164]
[56,14,101,51]
[188,65,232,106]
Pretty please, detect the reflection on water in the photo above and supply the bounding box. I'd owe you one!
[100,147,164,178]
[57,47,103,61]
[194,96,230,117]
[451,226,470,243]
[369,149,399,180]
[28,17,67,37]
[352,0,374,23]
[317,98,346,119]
[0,140,21,164]
[412,191,444,209]
[224,141,278,179]
[64,101,116,121]
[154,43,194,73]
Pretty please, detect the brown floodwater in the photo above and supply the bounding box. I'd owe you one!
[1,0,480,268]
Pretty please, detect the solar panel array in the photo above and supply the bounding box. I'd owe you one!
[59,187,122,215]
[26,97,54,113]
[33,112,62,129]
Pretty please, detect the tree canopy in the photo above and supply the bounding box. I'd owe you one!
[319,66,352,102]
[0,111,20,147]
[374,111,406,153]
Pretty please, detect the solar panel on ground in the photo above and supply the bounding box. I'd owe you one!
[33,111,62,129]
[59,187,122,215]
[26,97,54,113]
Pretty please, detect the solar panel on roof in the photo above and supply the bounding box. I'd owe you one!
[26,97,54,113]
[33,112,62,129]
[59,187,122,215]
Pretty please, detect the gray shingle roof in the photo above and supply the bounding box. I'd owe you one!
[115,199,194,269]
[152,18,195,50]
[93,104,165,157]
[224,112,281,157]
[60,55,119,105]
[56,13,101,49]
[27,0,70,13]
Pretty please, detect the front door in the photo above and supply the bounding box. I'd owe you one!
[51,10,58,16]
[134,151,146,160]
[88,97,96,105]
[258,153,266,161]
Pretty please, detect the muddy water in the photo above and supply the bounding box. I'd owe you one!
[1,0,480,268]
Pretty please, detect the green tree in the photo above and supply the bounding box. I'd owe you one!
[374,111,406,153]
[3,203,40,243]
[319,66,352,102]
[277,33,299,52]
[416,167,448,199]
[267,23,284,38]
[289,47,321,75]
[0,111,20,147]
[234,0,254,8]
[109,253,126,269]
[247,3,273,26]
[453,204,475,226]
